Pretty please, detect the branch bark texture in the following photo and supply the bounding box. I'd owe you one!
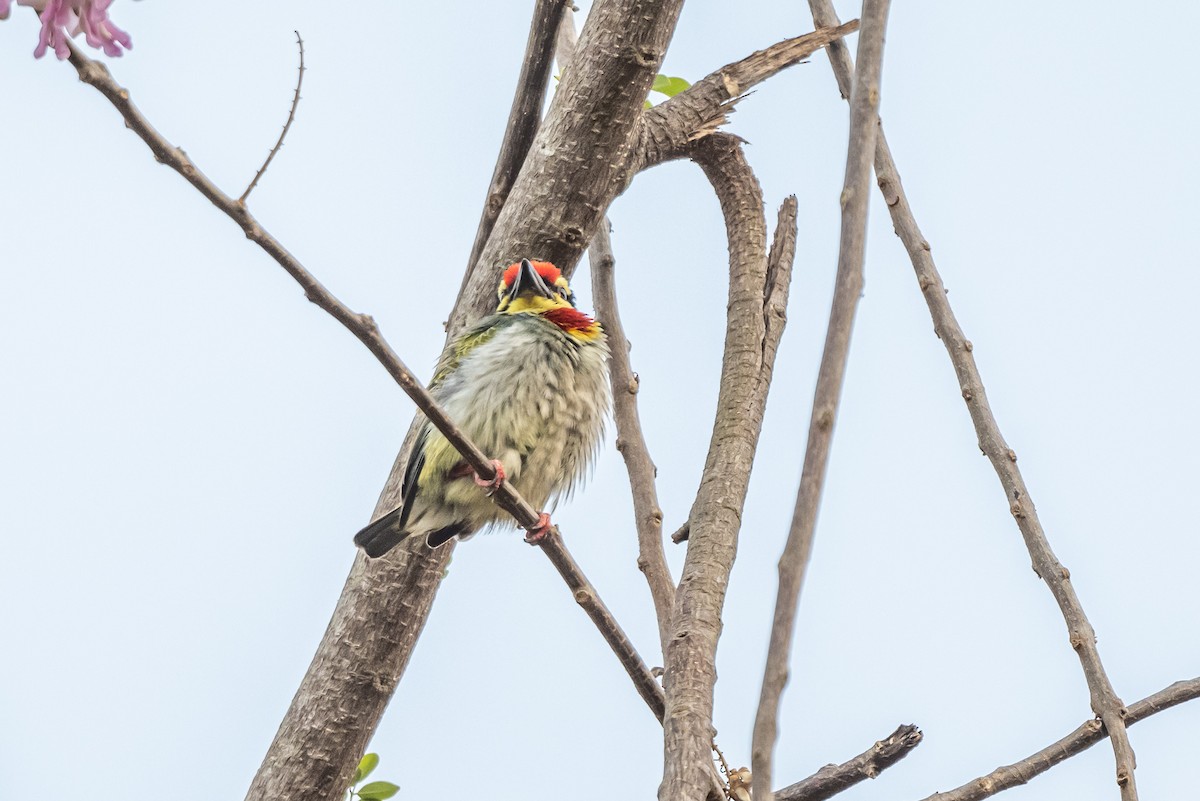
[805,2,1138,797]
[632,21,859,173]
[456,0,567,304]
[775,724,923,801]
[750,4,891,799]
[660,134,797,801]
[449,0,686,335]
[590,221,676,653]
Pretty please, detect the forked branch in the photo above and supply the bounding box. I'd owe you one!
[918,678,1200,801]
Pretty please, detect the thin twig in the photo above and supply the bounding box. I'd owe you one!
[660,134,797,801]
[590,221,675,653]
[239,31,305,203]
[750,4,891,800]
[454,0,567,316]
[64,36,666,740]
[806,2,1139,797]
[775,724,923,801]
[918,678,1200,801]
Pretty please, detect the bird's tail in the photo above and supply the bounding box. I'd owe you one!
[353,508,408,558]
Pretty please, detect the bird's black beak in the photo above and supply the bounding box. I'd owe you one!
[505,258,555,302]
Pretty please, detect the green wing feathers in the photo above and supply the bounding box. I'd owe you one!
[429,316,507,389]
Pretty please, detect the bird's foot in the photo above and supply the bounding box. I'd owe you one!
[473,460,506,495]
[524,512,553,545]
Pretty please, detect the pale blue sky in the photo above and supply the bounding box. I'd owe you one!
[2,2,1197,800]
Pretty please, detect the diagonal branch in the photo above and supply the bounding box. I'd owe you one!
[590,220,676,654]
[454,0,567,316]
[750,4,891,800]
[917,678,1200,801]
[631,20,859,173]
[805,2,1139,798]
[775,724,923,801]
[660,133,797,801]
[63,30,666,798]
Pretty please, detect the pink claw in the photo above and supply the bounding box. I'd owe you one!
[524,512,553,545]
[474,459,506,495]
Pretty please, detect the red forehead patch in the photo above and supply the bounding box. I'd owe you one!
[502,260,561,287]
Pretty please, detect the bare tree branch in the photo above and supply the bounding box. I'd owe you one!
[454,0,568,315]
[62,15,671,795]
[448,0,687,335]
[918,678,1200,801]
[660,133,797,801]
[631,20,859,173]
[775,724,923,801]
[805,2,1139,797]
[590,220,676,654]
[239,31,305,203]
[751,4,891,799]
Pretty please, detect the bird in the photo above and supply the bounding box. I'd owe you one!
[354,258,610,558]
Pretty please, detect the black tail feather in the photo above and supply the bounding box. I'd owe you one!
[354,508,407,558]
[426,522,470,549]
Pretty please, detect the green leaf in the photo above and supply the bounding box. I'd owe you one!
[358,781,400,800]
[657,75,691,97]
[644,99,652,109]
[354,753,380,784]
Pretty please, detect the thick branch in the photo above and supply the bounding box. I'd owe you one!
[455,0,567,310]
[919,678,1200,801]
[63,26,666,798]
[631,20,859,173]
[590,221,676,654]
[750,5,891,800]
[806,2,1139,798]
[775,724,923,801]
[251,0,685,794]
[449,0,686,334]
[660,134,797,801]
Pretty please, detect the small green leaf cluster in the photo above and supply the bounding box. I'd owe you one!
[347,753,400,801]
[645,74,691,108]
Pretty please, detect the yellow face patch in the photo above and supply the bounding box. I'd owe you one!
[500,293,575,315]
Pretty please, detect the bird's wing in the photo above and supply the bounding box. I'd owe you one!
[396,420,430,533]
[428,313,507,388]
[394,315,511,530]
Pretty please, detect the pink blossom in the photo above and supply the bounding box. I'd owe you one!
[8,0,131,59]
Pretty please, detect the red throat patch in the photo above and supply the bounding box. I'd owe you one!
[542,307,599,336]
